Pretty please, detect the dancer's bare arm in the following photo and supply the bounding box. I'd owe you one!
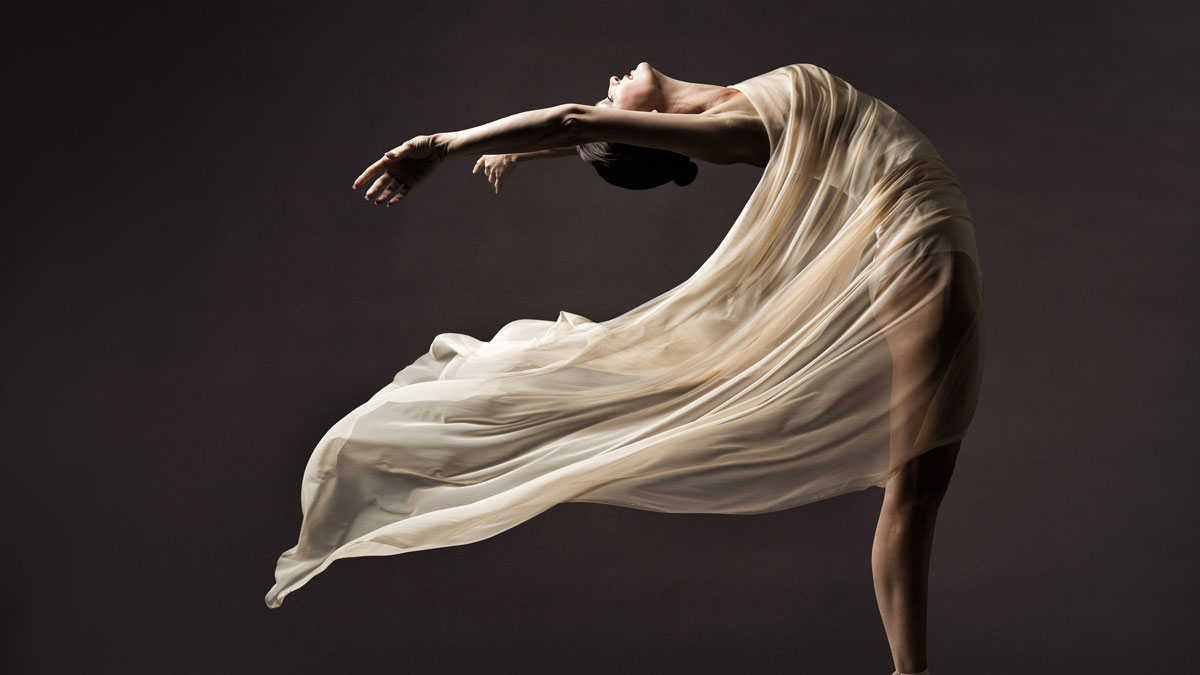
[353,104,578,205]
[353,102,765,206]
[560,104,768,166]
[472,146,579,195]
[511,146,581,160]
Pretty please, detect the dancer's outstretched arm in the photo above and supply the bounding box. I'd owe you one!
[471,146,579,195]
[352,102,763,207]
[353,103,577,206]
[437,102,758,162]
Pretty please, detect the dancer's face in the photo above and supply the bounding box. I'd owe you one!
[597,62,662,111]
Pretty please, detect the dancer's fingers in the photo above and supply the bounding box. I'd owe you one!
[472,157,483,174]
[365,173,392,201]
[386,184,410,207]
[374,178,399,204]
[353,156,387,190]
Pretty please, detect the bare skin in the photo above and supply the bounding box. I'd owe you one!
[873,441,958,675]
[351,62,966,672]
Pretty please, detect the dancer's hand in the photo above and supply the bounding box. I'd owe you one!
[353,134,444,207]
[472,154,517,195]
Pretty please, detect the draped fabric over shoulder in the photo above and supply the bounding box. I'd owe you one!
[265,63,985,608]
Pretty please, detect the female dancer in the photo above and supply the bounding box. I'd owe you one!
[274,62,985,675]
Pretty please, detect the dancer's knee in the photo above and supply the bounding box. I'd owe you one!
[885,441,960,511]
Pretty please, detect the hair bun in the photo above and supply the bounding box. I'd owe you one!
[673,160,699,186]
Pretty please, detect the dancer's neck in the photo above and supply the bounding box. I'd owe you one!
[659,76,740,114]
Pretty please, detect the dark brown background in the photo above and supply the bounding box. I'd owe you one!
[6,1,1196,672]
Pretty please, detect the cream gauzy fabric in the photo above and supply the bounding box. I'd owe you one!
[265,63,986,608]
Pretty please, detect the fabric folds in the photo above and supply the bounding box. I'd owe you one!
[265,63,985,608]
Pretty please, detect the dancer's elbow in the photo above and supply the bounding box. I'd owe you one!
[557,104,589,143]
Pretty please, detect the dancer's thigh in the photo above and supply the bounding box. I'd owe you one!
[870,248,984,468]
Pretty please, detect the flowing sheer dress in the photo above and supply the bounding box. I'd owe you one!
[265,63,986,608]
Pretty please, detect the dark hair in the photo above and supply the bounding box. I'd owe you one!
[576,141,699,190]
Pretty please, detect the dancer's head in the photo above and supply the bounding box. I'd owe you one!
[600,61,664,112]
[579,61,699,190]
